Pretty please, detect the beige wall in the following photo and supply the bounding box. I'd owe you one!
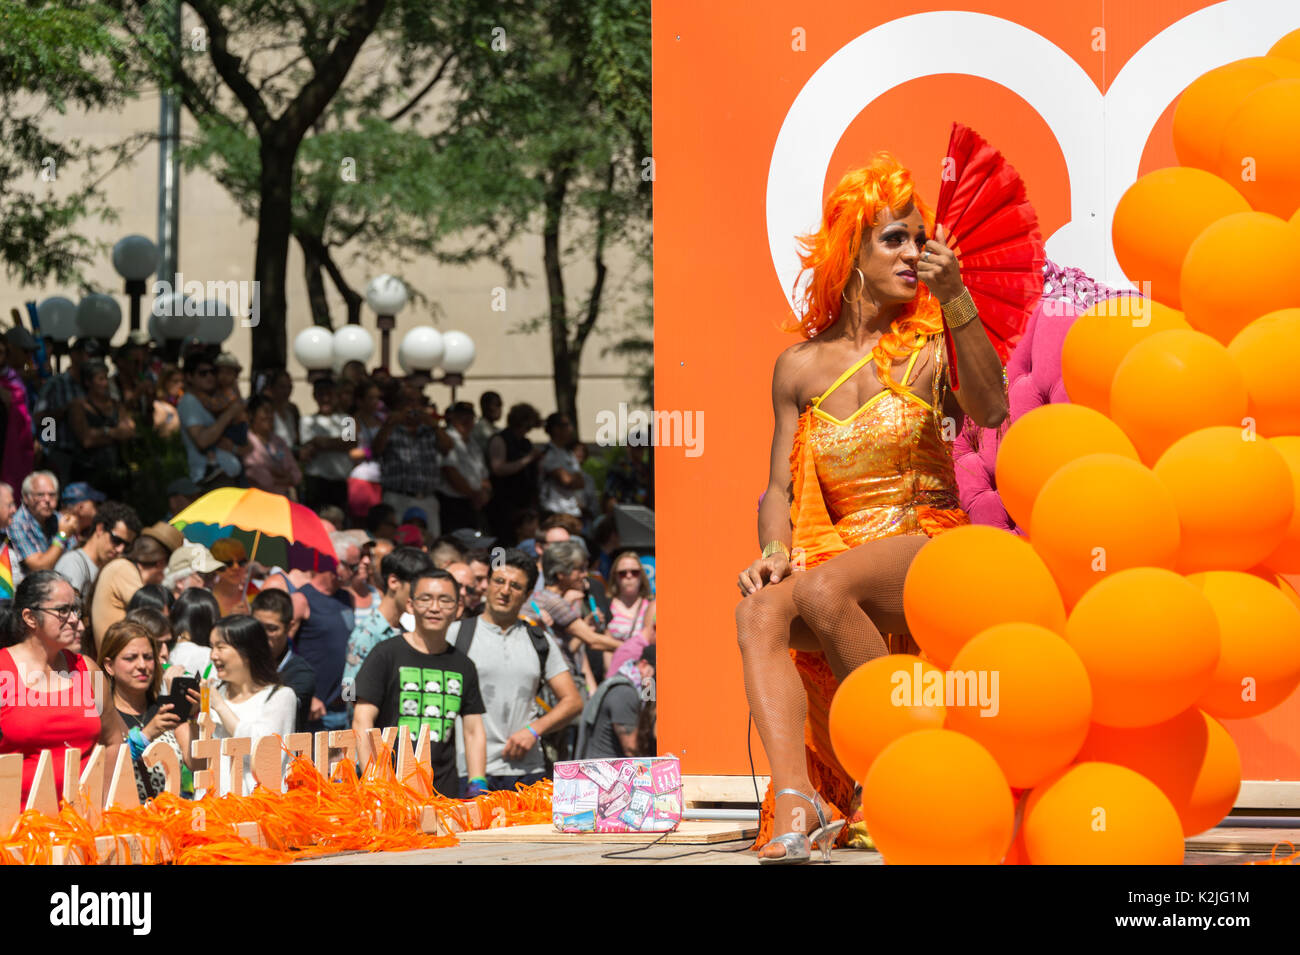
[2,87,648,441]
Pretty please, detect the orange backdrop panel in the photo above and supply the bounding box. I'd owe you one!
[653,0,1299,783]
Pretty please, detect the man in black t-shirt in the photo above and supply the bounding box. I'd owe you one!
[352,568,487,798]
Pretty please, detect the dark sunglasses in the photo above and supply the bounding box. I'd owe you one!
[617,569,641,578]
[109,532,131,549]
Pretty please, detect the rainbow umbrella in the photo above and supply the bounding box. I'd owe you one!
[171,487,338,572]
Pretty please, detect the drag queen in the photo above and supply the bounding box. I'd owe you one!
[735,153,1012,863]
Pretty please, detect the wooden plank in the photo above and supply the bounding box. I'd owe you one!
[683,774,767,807]
[142,740,180,796]
[77,745,105,827]
[221,737,252,797]
[457,820,755,845]
[24,750,58,817]
[1236,781,1300,810]
[0,753,22,837]
[1186,827,1300,854]
[105,747,140,810]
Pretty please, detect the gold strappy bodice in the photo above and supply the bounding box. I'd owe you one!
[803,333,964,543]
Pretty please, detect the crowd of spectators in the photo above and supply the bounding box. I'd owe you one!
[0,329,655,808]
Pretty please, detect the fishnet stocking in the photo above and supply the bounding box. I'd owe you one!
[736,532,931,859]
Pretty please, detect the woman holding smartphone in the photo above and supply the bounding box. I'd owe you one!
[98,618,194,801]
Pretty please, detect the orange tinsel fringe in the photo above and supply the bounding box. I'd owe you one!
[0,747,552,865]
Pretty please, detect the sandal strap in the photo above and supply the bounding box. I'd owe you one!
[773,788,830,831]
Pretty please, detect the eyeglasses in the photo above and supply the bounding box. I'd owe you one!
[490,576,528,594]
[341,561,361,573]
[617,569,641,578]
[412,594,458,608]
[225,559,248,569]
[35,604,84,624]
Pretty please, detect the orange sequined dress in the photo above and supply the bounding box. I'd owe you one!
[757,331,972,846]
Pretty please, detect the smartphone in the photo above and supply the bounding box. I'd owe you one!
[161,675,200,722]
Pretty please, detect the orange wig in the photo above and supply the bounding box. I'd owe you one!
[786,152,945,397]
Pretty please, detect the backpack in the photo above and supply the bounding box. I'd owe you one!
[574,675,636,760]
[454,614,551,675]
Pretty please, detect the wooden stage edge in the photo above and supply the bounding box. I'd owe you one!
[683,776,1300,812]
[458,820,755,845]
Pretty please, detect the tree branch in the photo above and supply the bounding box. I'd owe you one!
[185,0,273,132]
[571,161,616,357]
[385,52,455,124]
[279,0,388,142]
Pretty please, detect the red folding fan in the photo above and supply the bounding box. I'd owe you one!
[932,123,1045,389]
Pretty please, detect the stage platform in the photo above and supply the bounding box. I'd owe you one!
[295,821,1300,865]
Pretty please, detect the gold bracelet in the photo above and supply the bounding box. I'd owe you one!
[940,288,980,329]
[761,540,790,560]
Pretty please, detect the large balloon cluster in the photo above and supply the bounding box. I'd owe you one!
[828,32,1300,864]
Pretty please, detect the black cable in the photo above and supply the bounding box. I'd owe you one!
[598,713,761,861]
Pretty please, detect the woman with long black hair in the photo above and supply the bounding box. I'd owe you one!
[193,614,296,795]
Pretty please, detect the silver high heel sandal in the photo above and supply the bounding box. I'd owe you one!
[758,789,845,865]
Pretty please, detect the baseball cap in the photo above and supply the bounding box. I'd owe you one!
[393,524,425,547]
[166,543,226,578]
[140,521,184,554]
[4,327,37,352]
[401,507,428,526]
[450,527,497,551]
[214,352,242,369]
[61,482,106,506]
[124,330,152,348]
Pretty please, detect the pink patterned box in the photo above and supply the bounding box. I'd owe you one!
[552,757,683,833]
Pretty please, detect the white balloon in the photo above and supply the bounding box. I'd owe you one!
[36,297,78,342]
[440,330,476,373]
[332,324,375,364]
[365,274,408,315]
[193,300,234,343]
[398,327,444,372]
[293,327,335,370]
[76,294,122,340]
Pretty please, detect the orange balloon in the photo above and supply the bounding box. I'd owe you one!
[1187,571,1300,719]
[828,654,946,784]
[1180,212,1300,344]
[1270,28,1300,64]
[1112,167,1250,307]
[1215,80,1300,219]
[1066,567,1219,727]
[902,525,1066,668]
[1261,437,1300,575]
[1110,330,1248,465]
[1060,298,1189,416]
[861,729,1014,865]
[995,405,1139,534]
[945,623,1092,789]
[1077,709,1241,836]
[1228,309,1300,438]
[1153,427,1293,573]
[1173,59,1300,172]
[1029,454,1181,608]
[1022,763,1185,865]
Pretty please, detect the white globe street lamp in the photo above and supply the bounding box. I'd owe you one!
[293,327,335,372]
[365,274,408,372]
[112,234,160,332]
[76,293,122,343]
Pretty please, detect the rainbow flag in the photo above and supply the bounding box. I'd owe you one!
[0,540,13,601]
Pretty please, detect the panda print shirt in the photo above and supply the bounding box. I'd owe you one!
[353,634,485,797]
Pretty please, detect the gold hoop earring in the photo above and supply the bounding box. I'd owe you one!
[842,267,866,304]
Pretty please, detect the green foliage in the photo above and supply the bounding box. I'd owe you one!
[0,1,143,285]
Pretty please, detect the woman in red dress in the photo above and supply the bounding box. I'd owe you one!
[1,571,128,803]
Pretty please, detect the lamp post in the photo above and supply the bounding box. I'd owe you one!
[398,328,476,402]
[112,235,160,332]
[365,274,408,372]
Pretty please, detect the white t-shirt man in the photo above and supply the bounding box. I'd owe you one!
[438,430,489,499]
[446,617,568,779]
[54,547,99,594]
[300,412,354,481]
[539,443,584,517]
